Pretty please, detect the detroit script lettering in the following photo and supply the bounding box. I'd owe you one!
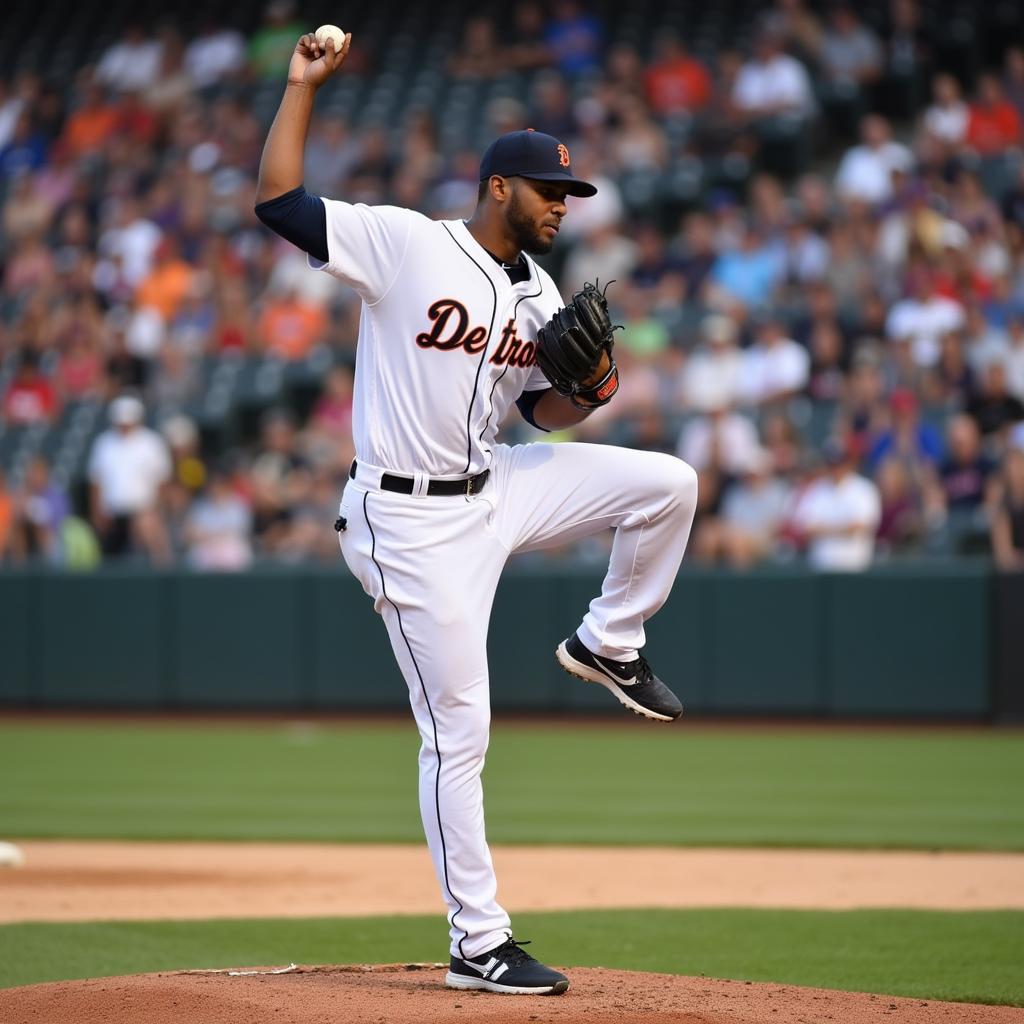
[415,301,536,367]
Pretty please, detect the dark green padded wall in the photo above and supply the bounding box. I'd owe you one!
[0,564,1000,718]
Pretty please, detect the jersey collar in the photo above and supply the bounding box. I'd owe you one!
[448,219,536,292]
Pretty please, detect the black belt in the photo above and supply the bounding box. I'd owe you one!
[350,460,489,496]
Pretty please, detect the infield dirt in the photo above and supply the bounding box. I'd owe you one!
[3,964,1023,1024]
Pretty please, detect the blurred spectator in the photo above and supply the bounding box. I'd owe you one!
[738,317,811,407]
[450,17,503,79]
[257,287,327,360]
[732,31,815,123]
[529,73,577,140]
[794,439,881,570]
[867,388,943,471]
[3,349,58,425]
[185,466,253,571]
[0,469,15,563]
[673,212,718,300]
[0,79,26,150]
[707,221,783,312]
[762,0,823,68]
[677,405,762,476]
[506,2,551,72]
[11,456,70,564]
[247,1,304,78]
[544,1,603,78]
[1005,48,1024,124]
[991,446,1024,570]
[681,314,744,413]
[966,74,1022,157]
[97,27,163,93]
[99,197,163,290]
[966,361,1024,439]
[145,29,193,113]
[643,34,711,117]
[697,448,792,568]
[819,4,882,138]
[136,237,195,321]
[1006,318,1024,401]
[305,116,360,197]
[87,396,172,563]
[923,73,968,150]
[303,364,355,474]
[249,409,309,554]
[185,22,246,90]
[0,112,48,181]
[562,224,637,295]
[880,0,929,119]
[806,318,847,402]
[835,115,913,206]
[886,267,965,368]
[59,79,119,159]
[938,413,996,512]
[874,456,929,553]
[610,96,668,172]
[924,330,975,408]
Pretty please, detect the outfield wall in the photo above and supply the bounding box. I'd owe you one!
[0,563,1016,719]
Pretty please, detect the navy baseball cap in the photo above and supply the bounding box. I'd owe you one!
[479,130,597,198]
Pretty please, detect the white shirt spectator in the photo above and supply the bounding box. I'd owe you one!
[89,426,171,515]
[682,346,744,413]
[722,476,792,540]
[733,55,814,118]
[677,411,761,475]
[924,101,969,145]
[186,491,253,570]
[795,471,881,571]
[99,217,163,288]
[885,293,965,367]
[835,141,913,204]
[96,36,163,93]
[739,336,810,405]
[185,28,246,88]
[126,305,166,359]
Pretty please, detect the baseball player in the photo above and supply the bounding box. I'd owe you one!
[255,33,698,996]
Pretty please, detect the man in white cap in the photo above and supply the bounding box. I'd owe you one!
[88,395,172,563]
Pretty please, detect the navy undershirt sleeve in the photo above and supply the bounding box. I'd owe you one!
[515,388,552,431]
[254,185,328,264]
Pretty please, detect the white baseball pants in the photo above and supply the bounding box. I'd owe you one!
[337,442,697,958]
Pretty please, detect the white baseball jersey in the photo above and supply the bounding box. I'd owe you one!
[310,196,699,963]
[314,201,560,476]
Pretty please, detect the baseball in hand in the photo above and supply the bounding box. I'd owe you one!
[315,25,346,51]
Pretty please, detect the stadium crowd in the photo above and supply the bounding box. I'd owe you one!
[1,0,1024,572]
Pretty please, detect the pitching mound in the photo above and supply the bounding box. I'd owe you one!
[2,964,1022,1024]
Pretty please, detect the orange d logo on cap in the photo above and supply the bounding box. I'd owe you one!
[557,143,570,167]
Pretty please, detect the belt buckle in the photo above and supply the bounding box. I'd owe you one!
[465,476,476,496]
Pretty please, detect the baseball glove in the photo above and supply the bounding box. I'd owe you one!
[535,281,621,409]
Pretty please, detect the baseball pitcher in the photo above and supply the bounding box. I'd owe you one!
[255,32,698,995]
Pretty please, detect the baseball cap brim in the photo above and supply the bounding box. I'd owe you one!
[518,171,598,198]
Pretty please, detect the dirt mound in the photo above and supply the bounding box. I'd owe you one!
[2,964,1021,1024]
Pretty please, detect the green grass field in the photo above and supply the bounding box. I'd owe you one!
[3,910,1023,1005]
[1,721,1022,848]
[1,719,1022,1003]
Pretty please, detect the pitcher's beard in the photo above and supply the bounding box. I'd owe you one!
[506,187,554,256]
